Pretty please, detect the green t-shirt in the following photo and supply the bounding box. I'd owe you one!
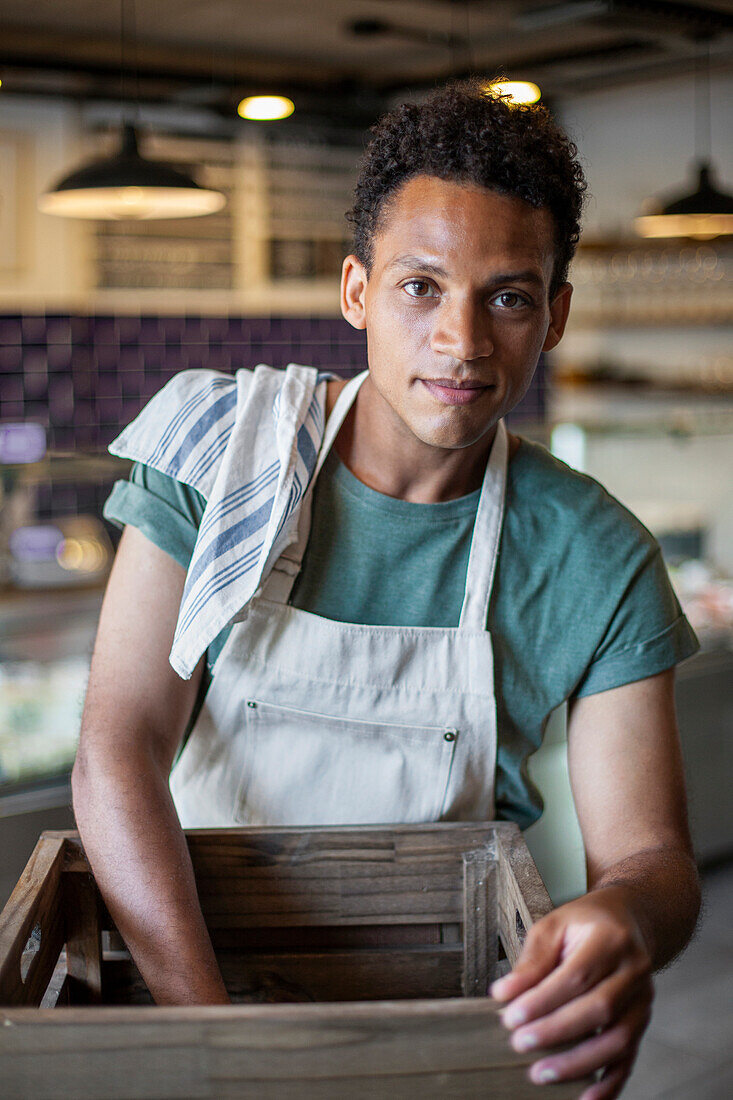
[103,437,699,828]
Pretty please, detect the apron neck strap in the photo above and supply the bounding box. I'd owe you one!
[458,419,508,631]
[271,370,368,582]
[314,369,369,479]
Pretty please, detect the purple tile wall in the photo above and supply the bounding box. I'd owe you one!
[1,312,546,524]
[0,313,370,451]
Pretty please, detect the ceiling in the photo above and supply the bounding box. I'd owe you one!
[2,0,733,135]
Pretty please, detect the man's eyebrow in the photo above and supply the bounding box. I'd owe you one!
[387,257,545,288]
[388,256,448,277]
[487,269,546,288]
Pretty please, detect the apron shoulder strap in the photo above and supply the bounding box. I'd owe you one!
[458,419,509,631]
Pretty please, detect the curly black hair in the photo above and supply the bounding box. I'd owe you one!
[346,77,589,302]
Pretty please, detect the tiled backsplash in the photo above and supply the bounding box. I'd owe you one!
[0,314,373,451]
[1,312,546,523]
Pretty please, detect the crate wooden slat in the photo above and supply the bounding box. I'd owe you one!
[63,870,102,1004]
[0,832,66,1007]
[0,822,588,1098]
[462,848,497,996]
[102,945,465,1004]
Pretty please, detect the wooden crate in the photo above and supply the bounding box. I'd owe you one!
[0,822,588,1098]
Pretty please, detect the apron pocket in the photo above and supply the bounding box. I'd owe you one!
[233,698,459,826]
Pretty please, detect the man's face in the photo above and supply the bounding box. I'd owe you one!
[341,175,572,452]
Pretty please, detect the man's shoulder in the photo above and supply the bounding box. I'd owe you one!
[509,436,659,562]
[107,368,240,485]
[500,437,690,698]
[108,363,326,491]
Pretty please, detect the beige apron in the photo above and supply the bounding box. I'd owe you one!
[169,371,509,828]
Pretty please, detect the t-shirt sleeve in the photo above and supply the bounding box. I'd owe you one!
[102,462,206,571]
[572,544,699,697]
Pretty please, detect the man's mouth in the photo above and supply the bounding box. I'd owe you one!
[420,377,491,406]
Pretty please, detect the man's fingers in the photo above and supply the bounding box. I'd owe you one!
[579,1056,635,1100]
[498,932,620,1027]
[489,919,564,1004]
[510,969,653,1052]
[526,1001,649,1084]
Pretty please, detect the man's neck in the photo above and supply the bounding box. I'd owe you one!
[327,376,516,504]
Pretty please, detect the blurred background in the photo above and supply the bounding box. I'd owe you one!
[0,3,731,1094]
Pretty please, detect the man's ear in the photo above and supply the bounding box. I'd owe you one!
[542,282,573,352]
[341,255,368,331]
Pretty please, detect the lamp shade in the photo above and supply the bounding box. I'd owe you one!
[38,125,226,220]
[636,161,733,240]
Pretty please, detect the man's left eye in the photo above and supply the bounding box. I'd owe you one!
[404,280,436,298]
[494,292,526,308]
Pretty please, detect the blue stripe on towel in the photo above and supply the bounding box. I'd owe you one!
[177,541,264,636]
[296,422,317,476]
[166,388,238,477]
[182,495,275,596]
[186,425,233,483]
[198,461,280,540]
[148,376,232,469]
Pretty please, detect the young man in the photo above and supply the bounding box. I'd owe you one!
[73,80,700,1099]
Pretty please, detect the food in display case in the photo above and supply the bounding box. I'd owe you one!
[0,656,88,788]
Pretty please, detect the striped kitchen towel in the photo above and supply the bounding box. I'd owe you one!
[108,363,335,679]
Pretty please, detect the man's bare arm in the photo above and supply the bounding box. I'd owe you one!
[71,524,230,1005]
[491,669,700,1100]
[572,667,699,968]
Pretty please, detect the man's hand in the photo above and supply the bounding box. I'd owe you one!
[490,887,654,1099]
[490,670,700,1098]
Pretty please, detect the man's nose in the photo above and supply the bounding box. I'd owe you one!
[430,297,494,362]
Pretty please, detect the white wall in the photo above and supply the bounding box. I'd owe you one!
[0,98,94,310]
[556,70,733,239]
[554,71,733,379]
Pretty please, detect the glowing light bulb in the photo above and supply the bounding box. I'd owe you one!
[237,95,295,121]
[484,81,541,105]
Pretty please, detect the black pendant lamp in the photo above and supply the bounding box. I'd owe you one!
[635,161,733,240]
[636,40,733,240]
[38,1,225,220]
[39,123,225,220]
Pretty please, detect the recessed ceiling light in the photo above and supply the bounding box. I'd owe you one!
[237,95,295,121]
